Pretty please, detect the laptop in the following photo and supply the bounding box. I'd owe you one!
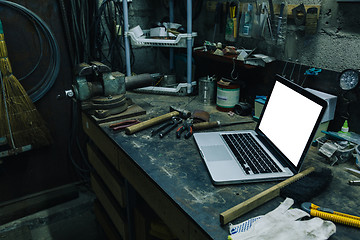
[193,74,327,185]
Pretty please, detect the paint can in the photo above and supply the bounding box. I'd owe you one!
[216,80,240,112]
[199,76,216,105]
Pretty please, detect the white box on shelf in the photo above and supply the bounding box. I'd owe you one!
[305,88,337,123]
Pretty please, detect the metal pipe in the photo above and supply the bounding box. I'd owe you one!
[125,73,162,90]
[123,0,131,76]
[186,0,192,94]
[169,0,174,71]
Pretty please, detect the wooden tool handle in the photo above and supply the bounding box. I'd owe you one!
[125,111,179,135]
[220,167,315,225]
[192,121,219,130]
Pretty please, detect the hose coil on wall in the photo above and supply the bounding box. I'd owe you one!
[0,0,60,102]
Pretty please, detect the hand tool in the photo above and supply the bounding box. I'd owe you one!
[220,167,315,225]
[264,6,274,40]
[169,106,191,119]
[268,0,275,22]
[109,119,141,131]
[193,120,254,131]
[151,120,173,137]
[301,202,360,228]
[125,106,190,135]
[276,2,285,42]
[345,167,360,185]
[349,180,360,186]
[212,2,222,42]
[159,117,182,138]
[176,119,193,139]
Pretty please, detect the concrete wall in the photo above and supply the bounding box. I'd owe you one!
[129,0,360,73]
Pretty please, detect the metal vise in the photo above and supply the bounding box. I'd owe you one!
[72,61,126,101]
[72,61,128,119]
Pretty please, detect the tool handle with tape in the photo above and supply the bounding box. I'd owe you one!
[220,167,315,225]
[193,120,254,131]
[125,111,179,135]
[193,121,220,130]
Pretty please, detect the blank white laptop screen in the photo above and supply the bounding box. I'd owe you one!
[258,81,323,166]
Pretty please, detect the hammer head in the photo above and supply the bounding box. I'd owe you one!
[170,106,191,119]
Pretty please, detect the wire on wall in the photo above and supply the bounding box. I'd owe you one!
[59,0,135,182]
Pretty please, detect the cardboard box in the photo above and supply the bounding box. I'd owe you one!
[305,88,337,123]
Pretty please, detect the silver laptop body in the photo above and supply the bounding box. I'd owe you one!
[193,75,327,185]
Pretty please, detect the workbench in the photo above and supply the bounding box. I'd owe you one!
[82,92,360,240]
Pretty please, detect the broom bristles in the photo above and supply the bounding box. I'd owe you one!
[0,29,52,151]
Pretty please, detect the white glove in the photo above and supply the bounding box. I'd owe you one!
[229,198,336,240]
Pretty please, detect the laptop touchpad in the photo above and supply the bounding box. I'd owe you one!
[201,145,233,162]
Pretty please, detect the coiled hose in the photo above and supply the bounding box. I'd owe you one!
[0,0,60,102]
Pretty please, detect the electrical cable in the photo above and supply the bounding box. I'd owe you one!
[62,0,136,181]
[178,0,203,21]
[0,0,60,102]
[68,98,92,182]
[18,24,44,81]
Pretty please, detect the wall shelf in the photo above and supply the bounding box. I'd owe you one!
[126,30,197,48]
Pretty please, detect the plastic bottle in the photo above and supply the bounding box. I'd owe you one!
[341,120,349,133]
[242,4,253,36]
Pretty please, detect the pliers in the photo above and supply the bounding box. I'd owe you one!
[176,119,193,139]
[151,116,182,138]
[109,119,141,131]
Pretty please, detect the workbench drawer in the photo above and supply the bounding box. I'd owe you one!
[91,173,128,240]
[82,113,119,169]
[93,200,122,240]
[87,142,126,208]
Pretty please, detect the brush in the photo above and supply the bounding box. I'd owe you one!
[0,19,52,154]
[220,167,333,225]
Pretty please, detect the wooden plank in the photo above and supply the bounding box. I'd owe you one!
[82,113,119,169]
[0,183,78,225]
[87,143,126,208]
[220,167,315,225]
[92,104,146,124]
[91,173,128,240]
[93,200,122,240]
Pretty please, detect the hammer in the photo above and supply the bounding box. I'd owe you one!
[125,106,191,135]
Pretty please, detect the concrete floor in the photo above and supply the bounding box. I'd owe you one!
[0,187,107,240]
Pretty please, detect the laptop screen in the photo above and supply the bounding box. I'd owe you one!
[257,75,325,168]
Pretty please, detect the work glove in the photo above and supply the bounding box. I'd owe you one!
[228,198,336,240]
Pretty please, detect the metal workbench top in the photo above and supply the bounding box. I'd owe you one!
[95,92,360,240]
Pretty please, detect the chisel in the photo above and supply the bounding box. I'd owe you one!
[193,120,254,131]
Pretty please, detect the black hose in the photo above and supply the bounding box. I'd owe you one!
[0,0,60,102]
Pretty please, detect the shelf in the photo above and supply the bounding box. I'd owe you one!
[126,30,197,48]
[193,50,258,69]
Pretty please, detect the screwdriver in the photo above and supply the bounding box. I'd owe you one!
[192,120,254,131]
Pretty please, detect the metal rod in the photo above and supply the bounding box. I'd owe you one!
[187,0,192,94]
[123,0,131,76]
[169,0,174,71]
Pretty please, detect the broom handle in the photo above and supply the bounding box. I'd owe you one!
[0,70,15,149]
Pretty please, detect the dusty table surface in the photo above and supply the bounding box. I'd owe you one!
[97,92,360,240]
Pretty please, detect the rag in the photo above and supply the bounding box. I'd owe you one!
[228,198,336,240]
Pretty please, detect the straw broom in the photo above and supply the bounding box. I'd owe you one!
[0,19,52,154]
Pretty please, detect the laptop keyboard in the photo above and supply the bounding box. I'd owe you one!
[222,133,283,175]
